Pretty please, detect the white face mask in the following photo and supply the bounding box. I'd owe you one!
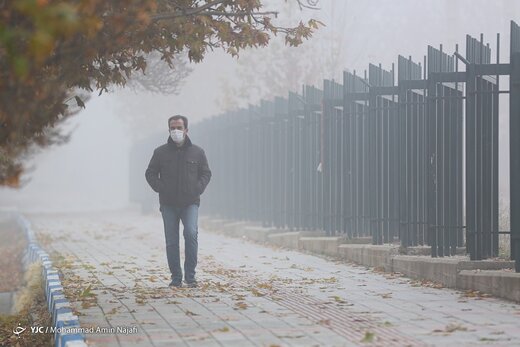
[170,129,185,143]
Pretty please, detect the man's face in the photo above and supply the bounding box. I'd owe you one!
[169,119,187,136]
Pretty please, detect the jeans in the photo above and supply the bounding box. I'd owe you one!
[160,204,198,283]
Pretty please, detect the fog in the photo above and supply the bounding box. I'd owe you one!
[1,0,518,213]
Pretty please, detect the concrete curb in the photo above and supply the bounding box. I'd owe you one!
[201,217,519,303]
[16,214,87,347]
[338,244,397,271]
[457,270,520,302]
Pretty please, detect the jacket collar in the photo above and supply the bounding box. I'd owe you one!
[167,134,192,148]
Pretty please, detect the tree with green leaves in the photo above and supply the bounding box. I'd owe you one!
[0,0,321,186]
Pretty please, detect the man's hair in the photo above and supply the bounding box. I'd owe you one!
[168,115,188,129]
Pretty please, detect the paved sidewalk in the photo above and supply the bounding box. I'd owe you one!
[30,210,520,347]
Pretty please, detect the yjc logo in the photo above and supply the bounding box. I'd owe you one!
[30,326,45,333]
[12,324,26,338]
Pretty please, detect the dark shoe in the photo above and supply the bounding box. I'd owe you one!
[169,280,182,288]
[184,280,198,288]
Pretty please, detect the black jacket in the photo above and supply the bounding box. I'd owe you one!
[145,135,211,207]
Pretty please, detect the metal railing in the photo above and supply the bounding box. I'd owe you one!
[192,21,520,271]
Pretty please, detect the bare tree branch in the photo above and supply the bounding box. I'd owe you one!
[152,0,319,21]
[126,52,192,95]
[153,0,227,21]
[296,0,321,10]
[153,10,278,21]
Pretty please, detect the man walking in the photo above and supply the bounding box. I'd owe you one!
[145,115,211,288]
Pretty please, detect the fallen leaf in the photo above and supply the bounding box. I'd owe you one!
[361,331,375,343]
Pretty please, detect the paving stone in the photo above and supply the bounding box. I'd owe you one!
[30,211,520,347]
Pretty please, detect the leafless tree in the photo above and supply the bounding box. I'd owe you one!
[126,52,192,95]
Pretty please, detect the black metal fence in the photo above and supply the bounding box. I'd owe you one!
[193,21,520,270]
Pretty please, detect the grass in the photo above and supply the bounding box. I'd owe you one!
[0,217,27,292]
[0,262,52,346]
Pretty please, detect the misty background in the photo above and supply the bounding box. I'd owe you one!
[1,0,518,213]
